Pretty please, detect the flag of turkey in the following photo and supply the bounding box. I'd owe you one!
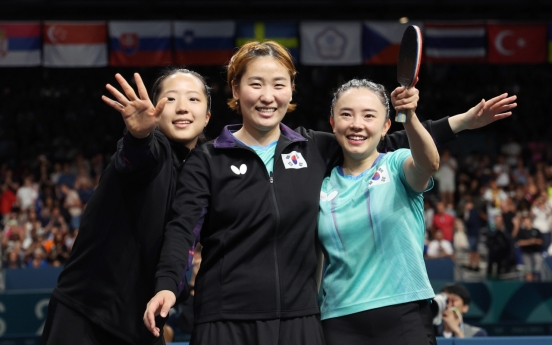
[487,23,547,63]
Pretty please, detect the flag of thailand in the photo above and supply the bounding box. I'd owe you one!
[424,22,486,63]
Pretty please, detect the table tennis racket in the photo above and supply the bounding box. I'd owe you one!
[396,25,422,123]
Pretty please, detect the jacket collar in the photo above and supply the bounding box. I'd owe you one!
[214,123,306,148]
[169,139,192,162]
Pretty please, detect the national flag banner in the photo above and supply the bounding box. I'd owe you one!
[44,22,107,67]
[549,23,552,63]
[424,22,486,63]
[487,23,547,64]
[109,21,172,67]
[173,21,235,66]
[548,23,552,63]
[300,22,362,66]
[0,22,41,67]
[236,22,298,61]
[363,21,423,65]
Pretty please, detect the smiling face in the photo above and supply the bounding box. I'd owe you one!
[330,87,390,163]
[232,56,293,134]
[156,73,210,148]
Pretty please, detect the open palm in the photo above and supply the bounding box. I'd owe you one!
[102,73,167,138]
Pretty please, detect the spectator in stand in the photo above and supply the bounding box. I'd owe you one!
[436,283,488,338]
[434,149,457,206]
[516,216,543,281]
[0,170,19,223]
[475,154,493,187]
[486,214,515,279]
[59,183,82,231]
[463,199,481,271]
[74,167,94,204]
[500,136,522,168]
[512,157,529,186]
[28,247,48,268]
[57,163,76,188]
[50,162,62,185]
[16,175,38,211]
[426,229,454,259]
[531,191,552,255]
[39,196,55,227]
[3,249,25,269]
[433,201,455,242]
[49,231,70,266]
[483,180,508,227]
[501,198,519,238]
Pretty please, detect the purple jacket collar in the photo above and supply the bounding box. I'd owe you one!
[214,123,306,148]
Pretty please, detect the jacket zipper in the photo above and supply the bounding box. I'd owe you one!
[269,172,282,317]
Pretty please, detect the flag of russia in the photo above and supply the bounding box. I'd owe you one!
[109,21,172,67]
[174,21,235,66]
[0,22,41,67]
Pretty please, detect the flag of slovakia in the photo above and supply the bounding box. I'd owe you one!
[109,21,172,67]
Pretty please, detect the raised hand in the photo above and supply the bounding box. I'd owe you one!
[391,85,420,120]
[449,93,517,133]
[101,73,168,139]
[143,290,176,337]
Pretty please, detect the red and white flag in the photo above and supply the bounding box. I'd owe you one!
[44,22,107,67]
[487,23,546,64]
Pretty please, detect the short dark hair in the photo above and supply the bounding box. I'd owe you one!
[441,283,471,306]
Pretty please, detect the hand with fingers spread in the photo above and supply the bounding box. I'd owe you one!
[143,290,176,337]
[449,93,517,134]
[102,73,168,139]
[391,85,420,120]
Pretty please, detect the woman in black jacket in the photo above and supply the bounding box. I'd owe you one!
[41,68,211,345]
[144,41,516,345]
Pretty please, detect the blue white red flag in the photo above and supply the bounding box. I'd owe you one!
[363,21,423,65]
[424,22,486,63]
[109,21,172,67]
[173,21,235,66]
[0,22,41,66]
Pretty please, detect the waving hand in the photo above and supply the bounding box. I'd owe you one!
[102,73,168,138]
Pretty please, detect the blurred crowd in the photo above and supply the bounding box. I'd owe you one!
[0,154,105,269]
[1,64,552,280]
[424,140,552,281]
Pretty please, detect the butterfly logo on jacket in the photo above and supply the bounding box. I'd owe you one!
[231,164,248,175]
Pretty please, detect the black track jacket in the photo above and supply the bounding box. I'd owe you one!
[155,119,454,324]
[52,130,192,344]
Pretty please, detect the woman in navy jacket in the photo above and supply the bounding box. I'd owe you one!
[144,41,516,345]
[41,69,211,345]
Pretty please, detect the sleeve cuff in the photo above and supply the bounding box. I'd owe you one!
[431,117,456,148]
[155,276,179,296]
[123,129,154,147]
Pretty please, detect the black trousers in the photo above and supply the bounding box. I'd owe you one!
[191,315,326,345]
[41,296,165,345]
[322,300,437,345]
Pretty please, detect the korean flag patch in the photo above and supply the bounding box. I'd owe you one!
[281,151,308,169]
[368,164,390,187]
